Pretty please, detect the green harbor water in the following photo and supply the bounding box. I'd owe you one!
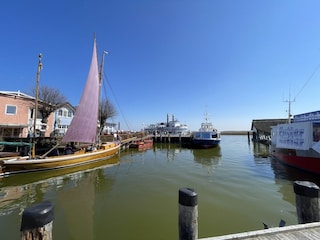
[0,135,319,239]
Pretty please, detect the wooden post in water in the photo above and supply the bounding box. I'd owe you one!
[179,188,198,240]
[20,201,54,240]
[294,181,320,224]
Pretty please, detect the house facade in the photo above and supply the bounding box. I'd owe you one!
[0,91,54,138]
[0,90,118,138]
[53,103,75,136]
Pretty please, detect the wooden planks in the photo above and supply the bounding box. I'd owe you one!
[200,222,320,240]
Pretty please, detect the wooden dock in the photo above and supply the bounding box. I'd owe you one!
[200,222,320,240]
[153,134,192,143]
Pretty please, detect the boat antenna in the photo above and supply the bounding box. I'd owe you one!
[284,90,294,124]
[32,53,43,158]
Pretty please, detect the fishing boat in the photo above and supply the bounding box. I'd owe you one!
[0,38,120,176]
[192,114,221,149]
[270,110,320,175]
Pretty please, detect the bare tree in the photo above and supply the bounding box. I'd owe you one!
[99,99,117,134]
[31,86,67,123]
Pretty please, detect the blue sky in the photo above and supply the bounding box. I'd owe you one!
[1,0,320,131]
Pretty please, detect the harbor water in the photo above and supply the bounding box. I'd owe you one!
[0,135,319,239]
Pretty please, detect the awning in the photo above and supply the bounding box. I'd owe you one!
[0,141,32,147]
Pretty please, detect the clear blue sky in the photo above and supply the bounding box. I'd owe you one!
[1,0,320,131]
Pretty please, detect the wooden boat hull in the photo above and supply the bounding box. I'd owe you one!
[0,143,120,176]
[130,139,153,150]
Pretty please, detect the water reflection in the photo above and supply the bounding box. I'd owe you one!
[152,143,185,161]
[270,156,320,186]
[193,146,221,166]
[0,155,119,217]
[253,141,270,158]
[251,141,320,209]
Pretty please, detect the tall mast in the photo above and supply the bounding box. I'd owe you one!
[97,50,108,142]
[32,53,43,158]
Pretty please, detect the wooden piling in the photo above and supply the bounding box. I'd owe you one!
[20,201,54,240]
[294,181,320,224]
[179,188,198,240]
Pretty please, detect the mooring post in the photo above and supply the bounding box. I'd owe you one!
[179,188,198,240]
[20,201,54,240]
[294,181,320,224]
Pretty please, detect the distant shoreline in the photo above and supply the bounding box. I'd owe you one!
[220,131,251,135]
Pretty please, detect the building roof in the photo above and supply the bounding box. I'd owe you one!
[251,119,289,133]
[0,90,34,100]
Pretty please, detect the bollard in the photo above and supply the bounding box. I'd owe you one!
[294,181,320,224]
[20,201,54,240]
[179,188,198,240]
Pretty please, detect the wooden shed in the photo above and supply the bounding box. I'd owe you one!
[251,119,289,144]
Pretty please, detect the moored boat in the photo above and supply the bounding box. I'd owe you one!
[144,114,190,135]
[270,110,320,174]
[192,114,221,148]
[130,138,153,150]
[0,37,120,177]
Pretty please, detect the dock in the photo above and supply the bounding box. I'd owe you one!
[179,181,320,240]
[200,222,320,240]
[153,133,192,143]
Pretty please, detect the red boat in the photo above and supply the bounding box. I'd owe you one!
[130,138,153,150]
[270,110,320,175]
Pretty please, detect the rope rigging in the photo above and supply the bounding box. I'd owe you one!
[101,69,132,131]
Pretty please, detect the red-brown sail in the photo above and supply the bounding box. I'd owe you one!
[62,39,99,143]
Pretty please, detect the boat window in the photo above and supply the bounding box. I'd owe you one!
[203,133,211,138]
[313,123,320,142]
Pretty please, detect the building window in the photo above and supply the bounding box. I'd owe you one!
[58,109,63,116]
[68,111,72,117]
[6,105,17,115]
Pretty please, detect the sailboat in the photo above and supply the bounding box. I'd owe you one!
[0,38,120,176]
